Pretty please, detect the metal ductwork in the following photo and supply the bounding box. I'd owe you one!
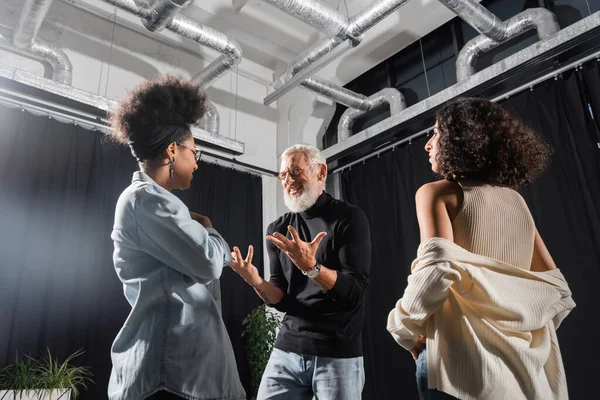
[191,54,237,90]
[262,0,410,138]
[140,0,195,32]
[456,8,560,81]
[282,0,411,81]
[301,78,370,111]
[13,0,53,48]
[263,0,352,40]
[346,0,411,38]
[0,28,69,84]
[288,36,345,77]
[437,0,507,41]
[263,0,411,106]
[101,0,242,135]
[273,0,413,76]
[103,0,242,89]
[337,88,405,140]
[196,100,219,134]
[295,75,407,137]
[321,11,600,164]
[11,0,73,85]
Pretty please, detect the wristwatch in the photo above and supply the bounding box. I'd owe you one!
[303,262,321,279]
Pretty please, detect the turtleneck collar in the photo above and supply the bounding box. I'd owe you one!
[299,191,330,219]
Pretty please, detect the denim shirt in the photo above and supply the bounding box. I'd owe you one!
[108,171,246,400]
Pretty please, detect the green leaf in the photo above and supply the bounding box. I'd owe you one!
[241,305,282,399]
[0,349,93,399]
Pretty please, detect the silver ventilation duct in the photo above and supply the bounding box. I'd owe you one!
[337,88,405,140]
[263,0,412,106]
[196,100,219,134]
[191,54,238,90]
[295,75,407,139]
[437,0,507,41]
[269,0,557,142]
[141,0,195,32]
[321,11,600,163]
[11,0,72,85]
[288,36,346,76]
[347,0,411,38]
[101,0,242,135]
[263,0,410,137]
[13,0,53,49]
[102,0,242,90]
[301,78,370,111]
[456,8,560,81]
[282,0,411,81]
[263,0,351,39]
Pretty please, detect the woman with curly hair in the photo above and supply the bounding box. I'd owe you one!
[387,98,575,400]
[108,75,245,400]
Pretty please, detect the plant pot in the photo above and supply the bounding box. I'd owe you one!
[0,389,71,400]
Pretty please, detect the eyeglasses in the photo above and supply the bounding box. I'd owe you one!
[277,163,321,181]
[178,144,201,162]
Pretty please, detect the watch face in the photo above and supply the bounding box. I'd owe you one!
[307,264,320,278]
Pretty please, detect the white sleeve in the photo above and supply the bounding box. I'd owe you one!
[386,262,460,350]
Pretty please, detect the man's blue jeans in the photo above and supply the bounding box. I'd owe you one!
[257,348,365,400]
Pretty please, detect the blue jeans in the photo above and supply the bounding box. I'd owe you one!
[257,348,365,400]
[416,347,459,400]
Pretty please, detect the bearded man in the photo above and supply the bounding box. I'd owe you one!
[229,144,372,400]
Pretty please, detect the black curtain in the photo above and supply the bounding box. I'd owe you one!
[0,105,263,399]
[342,61,600,399]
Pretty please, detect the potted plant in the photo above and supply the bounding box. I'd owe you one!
[0,349,93,400]
[242,304,281,400]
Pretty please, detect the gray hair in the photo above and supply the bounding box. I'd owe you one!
[282,144,325,164]
[281,144,327,185]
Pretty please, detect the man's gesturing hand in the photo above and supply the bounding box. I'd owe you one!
[266,225,326,272]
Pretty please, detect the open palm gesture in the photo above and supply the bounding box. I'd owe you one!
[230,245,262,287]
[267,225,327,272]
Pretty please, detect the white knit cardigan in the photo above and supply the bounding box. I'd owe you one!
[387,238,575,400]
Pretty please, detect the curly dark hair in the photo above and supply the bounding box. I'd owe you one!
[109,74,206,159]
[434,97,551,189]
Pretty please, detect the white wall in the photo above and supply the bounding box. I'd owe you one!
[0,0,281,274]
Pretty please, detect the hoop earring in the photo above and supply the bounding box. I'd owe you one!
[169,157,175,180]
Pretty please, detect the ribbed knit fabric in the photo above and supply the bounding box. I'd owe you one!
[387,238,574,400]
[452,182,535,270]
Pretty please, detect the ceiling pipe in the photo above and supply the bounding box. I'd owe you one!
[11,0,72,85]
[262,0,410,137]
[280,0,411,79]
[437,0,507,41]
[102,0,242,89]
[196,99,219,134]
[456,8,560,81]
[262,0,353,40]
[141,0,195,32]
[337,88,406,140]
[101,0,242,134]
[262,0,412,106]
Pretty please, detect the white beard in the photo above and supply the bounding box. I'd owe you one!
[283,183,321,213]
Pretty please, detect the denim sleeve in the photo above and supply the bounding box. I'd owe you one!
[134,185,231,284]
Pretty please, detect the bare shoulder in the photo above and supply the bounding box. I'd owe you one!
[416,180,461,201]
[416,180,463,220]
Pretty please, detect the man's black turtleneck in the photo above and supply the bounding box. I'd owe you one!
[266,192,371,358]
